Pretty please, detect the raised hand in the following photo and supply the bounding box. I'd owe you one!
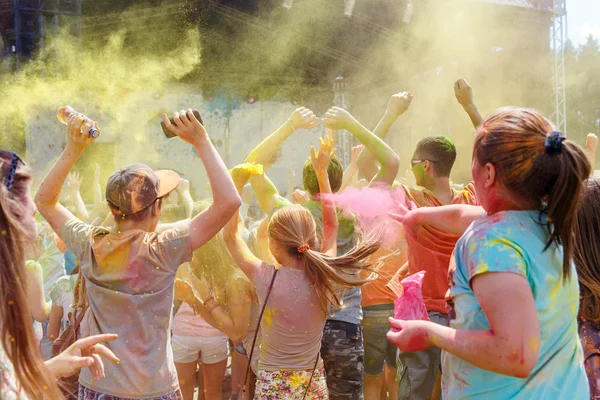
[177,178,190,194]
[188,271,211,301]
[586,133,598,155]
[288,107,319,131]
[350,144,364,166]
[67,113,98,151]
[311,135,336,175]
[322,107,358,131]
[292,188,310,204]
[161,108,208,145]
[66,171,82,194]
[387,91,413,117]
[454,77,474,107]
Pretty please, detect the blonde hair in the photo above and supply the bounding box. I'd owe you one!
[0,159,63,399]
[268,204,380,312]
[190,201,253,307]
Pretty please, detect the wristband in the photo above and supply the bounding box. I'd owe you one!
[208,304,220,313]
[287,119,296,132]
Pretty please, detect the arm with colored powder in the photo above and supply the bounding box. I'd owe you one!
[245,107,318,168]
[339,145,364,191]
[162,110,241,252]
[454,77,483,129]
[48,304,64,341]
[25,261,51,322]
[390,204,485,237]
[177,178,195,219]
[586,133,598,175]
[311,136,338,256]
[223,209,263,282]
[387,271,540,378]
[35,114,97,234]
[357,92,413,182]
[323,107,400,186]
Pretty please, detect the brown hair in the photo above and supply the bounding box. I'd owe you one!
[268,204,380,312]
[0,157,63,399]
[573,178,600,324]
[473,107,591,279]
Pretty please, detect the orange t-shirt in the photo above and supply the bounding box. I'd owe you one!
[402,183,478,314]
[361,220,408,307]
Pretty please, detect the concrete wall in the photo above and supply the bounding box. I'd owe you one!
[25,91,326,202]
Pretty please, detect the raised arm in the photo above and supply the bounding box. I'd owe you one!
[357,92,413,182]
[249,172,282,216]
[339,145,363,191]
[65,171,90,222]
[323,107,400,186]
[245,107,318,168]
[390,204,485,237]
[35,113,97,234]
[586,133,598,176]
[311,136,338,256]
[177,178,194,219]
[162,109,241,252]
[454,77,483,128]
[223,210,263,282]
[25,260,51,322]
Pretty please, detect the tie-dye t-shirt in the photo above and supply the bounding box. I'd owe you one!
[60,219,193,399]
[443,210,589,399]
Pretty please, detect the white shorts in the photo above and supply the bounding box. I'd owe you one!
[172,334,229,364]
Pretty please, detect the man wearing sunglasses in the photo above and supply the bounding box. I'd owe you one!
[357,79,482,400]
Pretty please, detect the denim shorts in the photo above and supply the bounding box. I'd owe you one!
[362,304,397,376]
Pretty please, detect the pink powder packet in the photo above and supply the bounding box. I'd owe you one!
[392,271,429,331]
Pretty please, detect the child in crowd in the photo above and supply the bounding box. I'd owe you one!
[35,110,241,399]
[358,80,481,400]
[0,149,119,398]
[173,200,258,400]
[223,137,382,399]
[387,107,590,399]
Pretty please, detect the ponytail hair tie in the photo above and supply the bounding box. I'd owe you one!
[545,131,566,154]
[298,243,310,253]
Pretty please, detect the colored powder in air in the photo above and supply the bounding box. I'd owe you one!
[320,185,415,232]
[231,162,264,176]
[392,270,429,330]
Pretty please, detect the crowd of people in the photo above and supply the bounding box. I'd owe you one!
[1,77,599,400]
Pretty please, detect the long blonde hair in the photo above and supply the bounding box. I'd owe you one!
[268,204,380,312]
[0,155,63,399]
[190,201,253,307]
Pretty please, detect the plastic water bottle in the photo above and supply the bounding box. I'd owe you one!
[57,106,100,138]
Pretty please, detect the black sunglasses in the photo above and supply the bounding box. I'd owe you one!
[0,150,25,191]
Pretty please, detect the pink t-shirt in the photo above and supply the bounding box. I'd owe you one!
[172,303,226,337]
[254,264,326,371]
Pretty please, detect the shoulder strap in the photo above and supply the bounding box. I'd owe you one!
[241,267,279,394]
[302,353,320,400]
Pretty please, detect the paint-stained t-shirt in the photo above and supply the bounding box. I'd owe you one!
[254,264,326,371]
[60,219,192,399]
[443,210,589,399]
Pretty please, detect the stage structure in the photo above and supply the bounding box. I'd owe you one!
[0,0,82,68]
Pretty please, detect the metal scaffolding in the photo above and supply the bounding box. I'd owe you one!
[551,0,567,135]
[333,74,353,167]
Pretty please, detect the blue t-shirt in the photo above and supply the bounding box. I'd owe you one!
[443,210,589,399]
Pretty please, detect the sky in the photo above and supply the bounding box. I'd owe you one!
[567,0,600,47]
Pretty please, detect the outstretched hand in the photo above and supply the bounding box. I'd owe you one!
[292,188,310,205]
[387,318,433,353]
[389,205,419,237]
[387,91,414,117]
[289,107,319,131]
[322,107,358,131]
[454,77,474,107]
[47,333,119,381]
[311,135,336,175]
[161,109,207,145]
[586,133,598,155]
[66,171,82,194]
